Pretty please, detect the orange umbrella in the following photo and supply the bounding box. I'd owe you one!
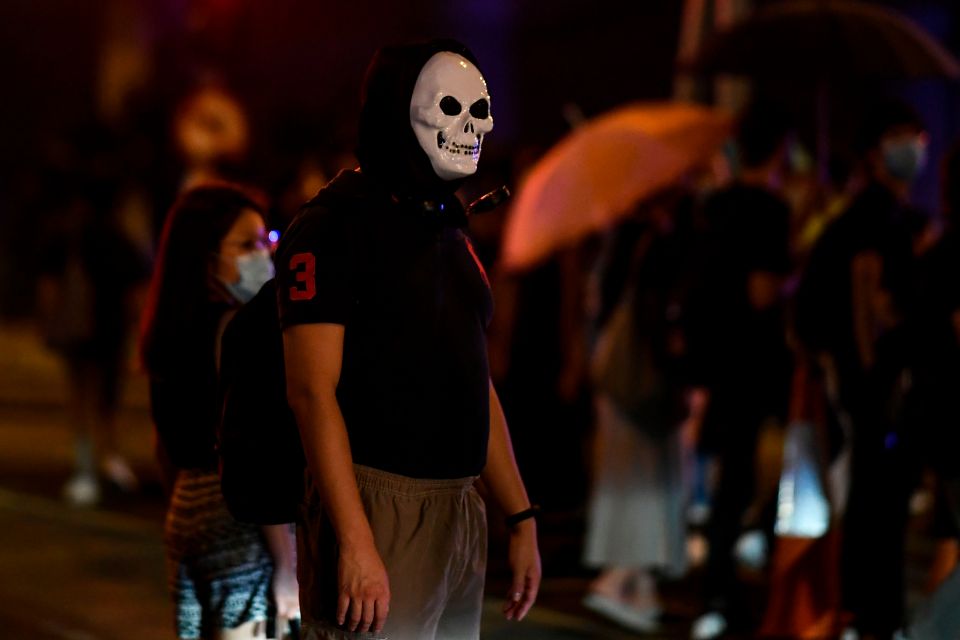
[501,102,732,271]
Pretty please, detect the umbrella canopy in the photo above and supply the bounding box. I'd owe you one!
[683,0,960,80]
[501,102,731,271]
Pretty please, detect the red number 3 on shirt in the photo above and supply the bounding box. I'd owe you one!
[288,253,316,301]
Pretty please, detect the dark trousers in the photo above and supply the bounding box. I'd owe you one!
[703,414,766,621]
[840,435,915,637]
[839,366,918,638]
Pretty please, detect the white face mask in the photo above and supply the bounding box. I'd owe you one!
[881,136,928,184]
[226,249,274,303]
[409,52,494,180]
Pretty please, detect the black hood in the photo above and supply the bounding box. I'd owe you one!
[357,39,480,202]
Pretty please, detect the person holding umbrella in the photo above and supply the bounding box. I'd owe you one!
[795,99,930,640]
[687,99,794,640]
[898,139,960,640]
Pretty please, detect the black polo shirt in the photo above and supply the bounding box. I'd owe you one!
[276,170,493,479]
[795,182,917,377]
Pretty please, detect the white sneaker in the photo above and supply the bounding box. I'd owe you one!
[101,455,139,493]
[839,627,859,640]
[691,611,727,640]
[687,502,711,526]
[734,530,768,570]
[583,593,660,633]
[63,473,100,507]
[910,489,934,516]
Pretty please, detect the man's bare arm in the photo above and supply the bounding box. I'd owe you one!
[283,323,389,633]
[481,381,541,621]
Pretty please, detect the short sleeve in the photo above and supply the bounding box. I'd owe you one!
[275,205,355,328]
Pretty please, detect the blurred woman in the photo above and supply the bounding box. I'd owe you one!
[583,192,698,632]
[140,184,297,639]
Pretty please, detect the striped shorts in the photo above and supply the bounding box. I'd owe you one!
[164,469,274,639]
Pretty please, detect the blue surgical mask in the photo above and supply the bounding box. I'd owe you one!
[882,138,927,184]
[226,249,274,303]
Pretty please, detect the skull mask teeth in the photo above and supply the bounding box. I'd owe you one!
[410,52,493,180]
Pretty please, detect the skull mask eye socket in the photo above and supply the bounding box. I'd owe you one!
[469,99,489,120]
[439,96,462,116]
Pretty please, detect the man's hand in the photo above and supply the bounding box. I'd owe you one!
[503,521,541,622]
[337,539,391,633]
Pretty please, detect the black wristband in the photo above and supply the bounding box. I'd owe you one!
[505,505,540,529]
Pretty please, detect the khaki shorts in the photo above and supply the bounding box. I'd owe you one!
[299,465,487,640]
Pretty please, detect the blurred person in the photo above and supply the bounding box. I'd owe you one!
[486,144,593,516]
[794,149,861,258]
[140,184,298,639]
[276,151,357,229]
[688,100,794,640]
[37,124,151,507]
[896,140,960,640]
[278,154,331,224]
[276,40,540,639]
[582,189,701,632]
[173,84,251,191]
[795,99,930,640]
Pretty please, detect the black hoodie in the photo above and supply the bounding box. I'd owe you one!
[275,41,494,479]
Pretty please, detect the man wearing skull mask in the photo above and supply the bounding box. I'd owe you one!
[276,41,541,639]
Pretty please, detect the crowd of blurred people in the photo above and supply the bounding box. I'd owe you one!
[569,94,960,640]
[21,58,960,639]
[469,89,959,640]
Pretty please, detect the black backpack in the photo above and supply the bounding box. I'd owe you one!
[218,278,304,524]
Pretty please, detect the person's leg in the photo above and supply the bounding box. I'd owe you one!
[842,428,915,637]
[587,567,635,598]
[92,346,138,491]
[213,617,295,640]
[623,569,661,612]
[703,436,757,615]
[299,467,478,640]
[361,469,486,640]
[215,620,264,640]
[693,413,762,640]
[170,562,205,640]
[168,470,274,640]
[435,486,487,640]
[841,432,891,636]
[62,356,100,505]
[838,368,885,634]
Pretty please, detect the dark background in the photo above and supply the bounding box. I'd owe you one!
[2,0,960,316]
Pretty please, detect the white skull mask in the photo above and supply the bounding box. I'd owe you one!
[410,52,493,180]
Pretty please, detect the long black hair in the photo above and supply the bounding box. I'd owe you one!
[140,183,264,375]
